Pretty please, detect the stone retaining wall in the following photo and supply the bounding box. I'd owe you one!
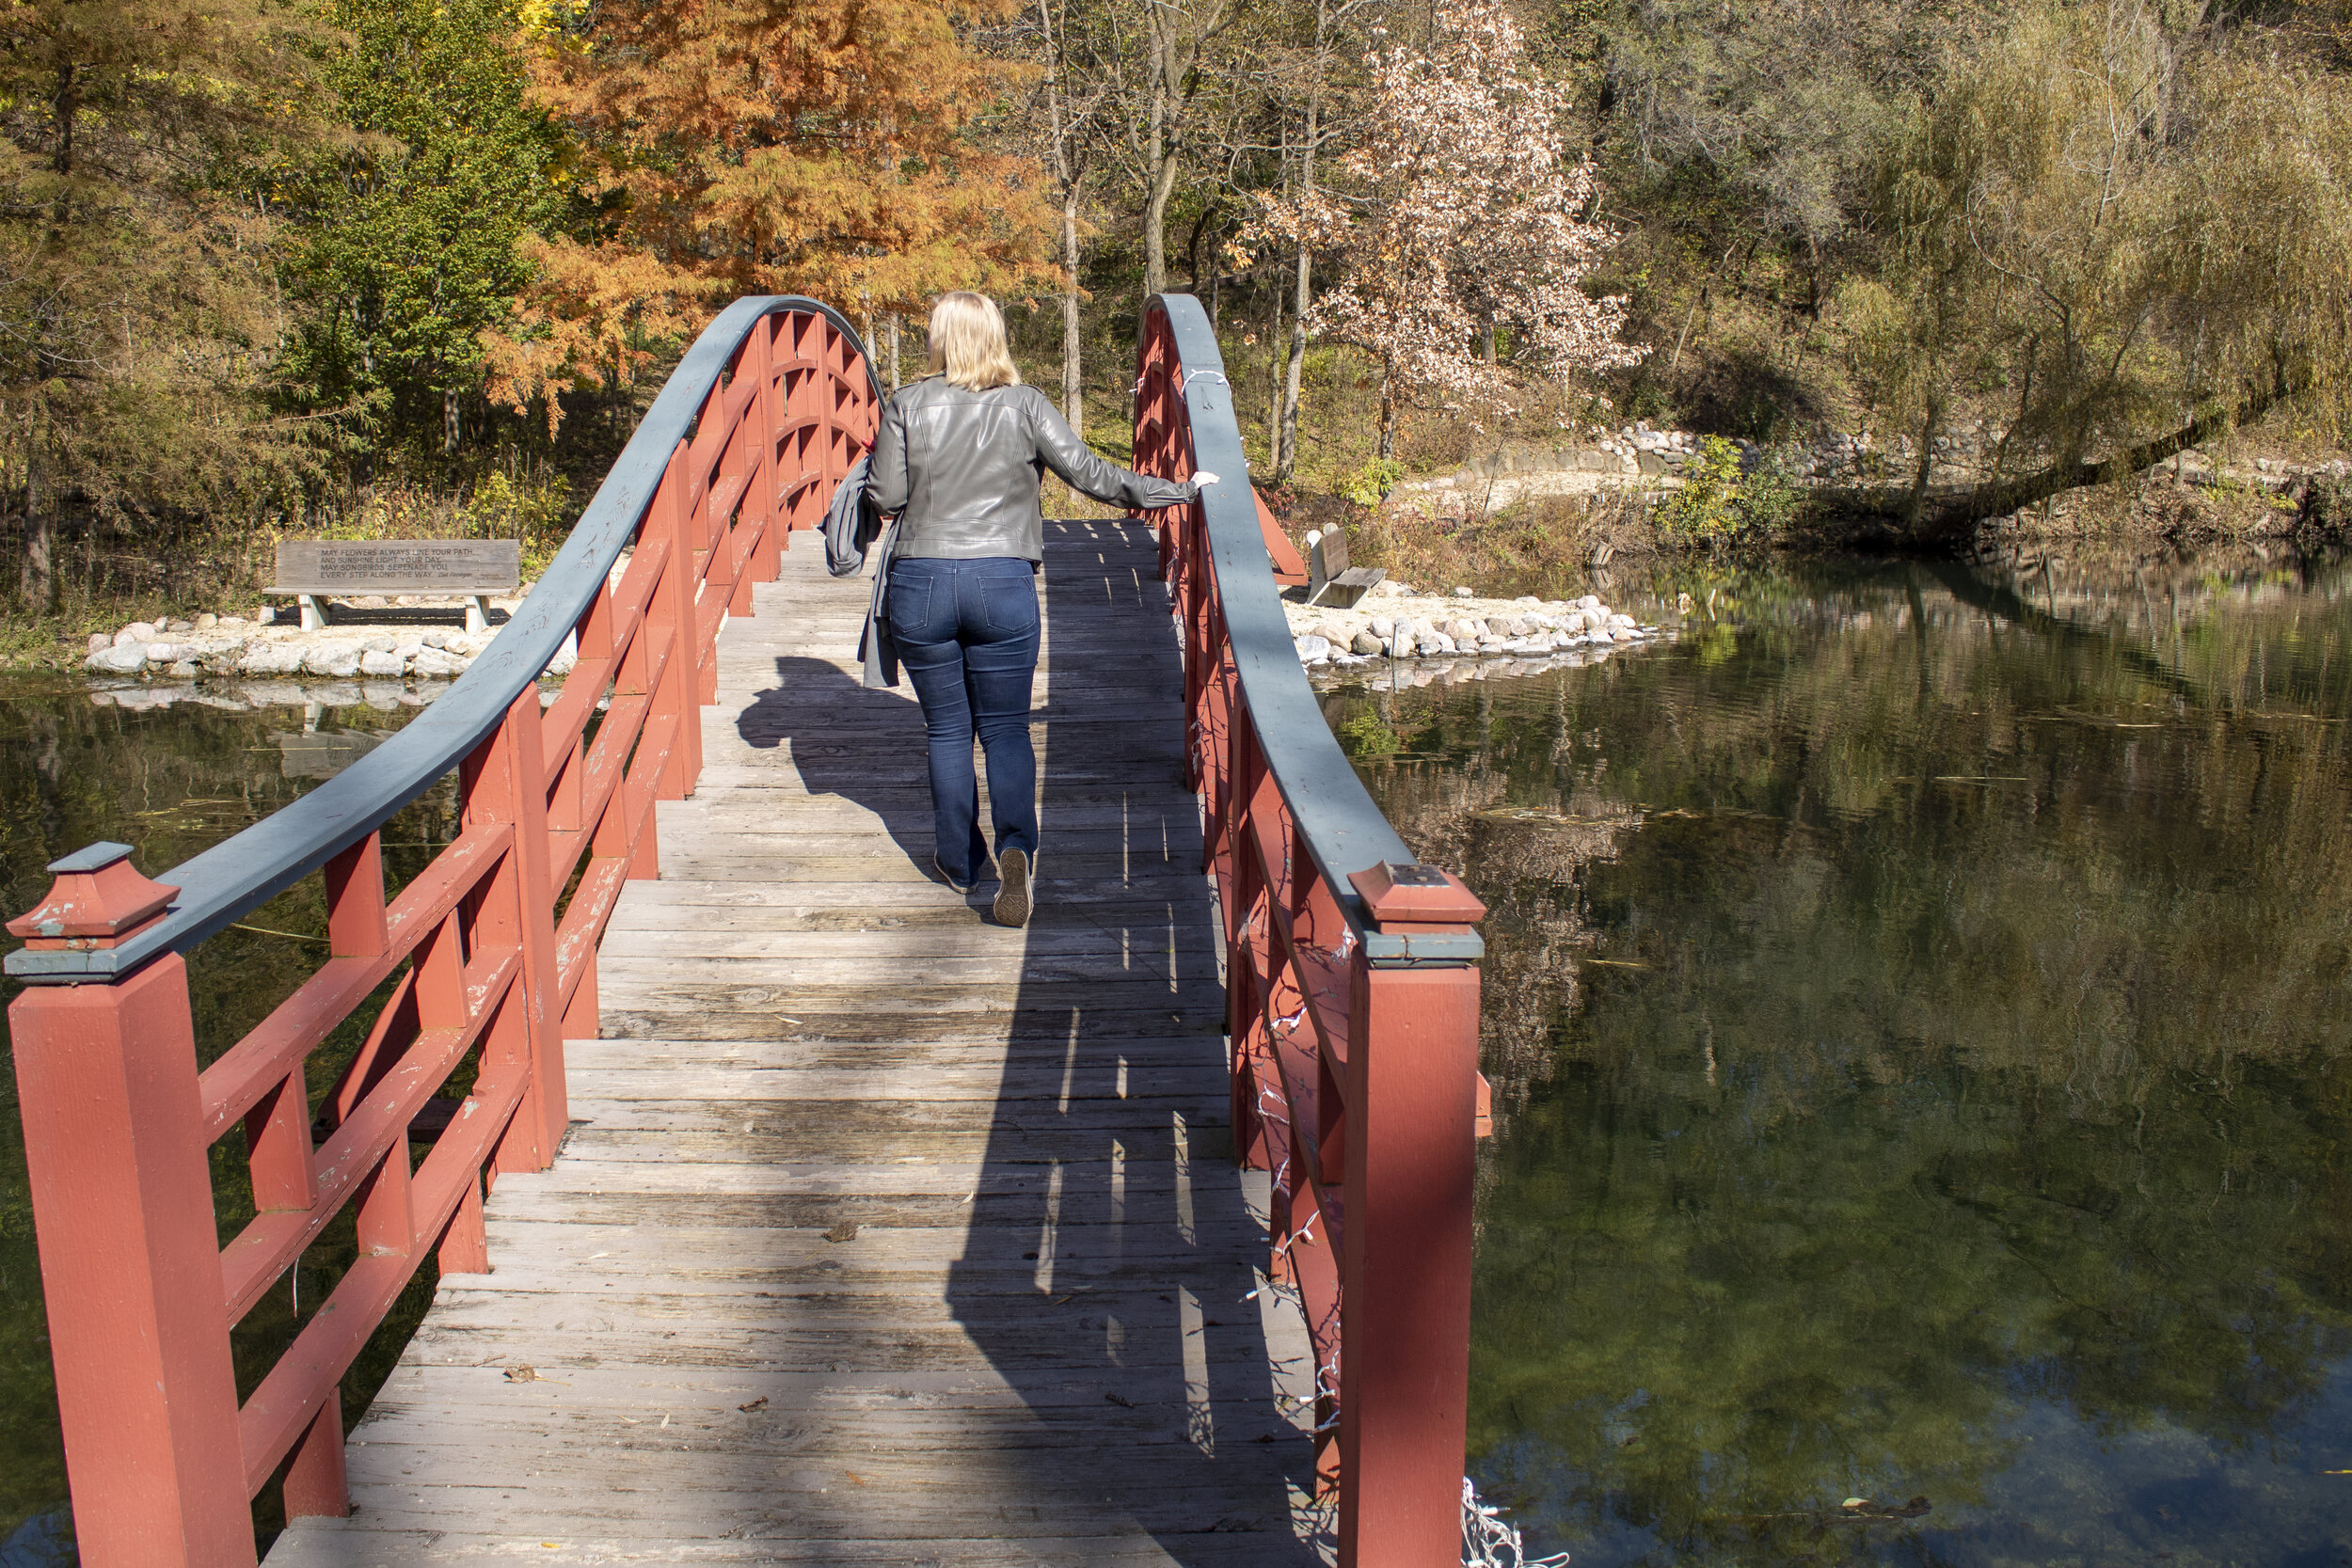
[1388,422,2351,522]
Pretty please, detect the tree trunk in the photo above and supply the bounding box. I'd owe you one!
[1906,391,1941,526]
[1143,130,1177,302]
[1263,277,1284,467]
[1141,2,1181,304]
[1276,247,1308,484]
[1039,0,1083,433]
[1483,322,1496,365]
[1275,17,1327,487]
[1377,356,1397,461]
[1061,185,1083,436]
[1916,373,2309,539]
[21,396,50,611]
[51,61,77,223]
[887,313,901,392]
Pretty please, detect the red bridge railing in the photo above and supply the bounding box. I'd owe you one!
[4,298,878,1565]
[1134,294,1491,1567]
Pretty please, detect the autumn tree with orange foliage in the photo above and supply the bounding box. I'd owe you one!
[496,0,1059,410]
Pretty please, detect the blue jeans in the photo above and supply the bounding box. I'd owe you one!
[885,556,1041,883]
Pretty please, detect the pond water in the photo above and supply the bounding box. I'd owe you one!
[1323,553,2352,1566]
[0,681,455,1560]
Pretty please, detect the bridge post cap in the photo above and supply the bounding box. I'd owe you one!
[8,844,180,947]
[1347,862,1486,927]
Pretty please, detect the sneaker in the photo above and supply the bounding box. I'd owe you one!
[933,856,977,895]
[993,848,1034,927]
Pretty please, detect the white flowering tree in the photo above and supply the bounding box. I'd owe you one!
[1285,0,1646,458]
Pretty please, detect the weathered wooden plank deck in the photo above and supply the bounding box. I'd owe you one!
[268,519,1318,1566]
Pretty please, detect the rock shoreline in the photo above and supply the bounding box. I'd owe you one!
[1283,578,1662,668]
[76,586,580,685]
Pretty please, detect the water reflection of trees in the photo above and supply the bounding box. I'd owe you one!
[0,690,453,1542]
[1328,560,2352,1561]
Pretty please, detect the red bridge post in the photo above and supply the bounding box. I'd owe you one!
[5,847,255,1567]
[1342,863,1487,1568]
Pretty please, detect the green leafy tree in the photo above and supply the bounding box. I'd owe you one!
[280,0,579,459]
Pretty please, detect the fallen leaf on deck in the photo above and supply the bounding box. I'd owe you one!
[738,1397,768,1412]
[505,1365,570,1386]
[824,1222,859,1243]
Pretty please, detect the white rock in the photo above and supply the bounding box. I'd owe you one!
[216,615,246,629]
[359,650,407,677]
[144,642,180,665]
[167,619,194,634]
[1453,586,1474,598]
[1351,630,1385,657]
[86,632,111,656]
[420,630,448,649]
[195,613,217,630]
[85,645,148,674]
[394,642,423,659]
[1295,635,1331,665]
[304,643,362,678]
[167,661,199,679]
[412,647,464,678]
[1577,595,1601,610]
[1368,615,1393,638]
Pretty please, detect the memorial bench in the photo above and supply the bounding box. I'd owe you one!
[270,538,521,634]
[1304,525,1386,608]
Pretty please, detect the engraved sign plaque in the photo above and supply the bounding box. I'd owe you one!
[272,539,520,595]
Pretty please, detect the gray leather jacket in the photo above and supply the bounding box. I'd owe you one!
[868,378,1197,562]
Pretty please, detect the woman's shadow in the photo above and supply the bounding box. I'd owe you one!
[732,652,978,895]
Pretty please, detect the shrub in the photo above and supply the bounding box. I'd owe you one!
[1657,436,1804,547]
[1338,457,1406,508]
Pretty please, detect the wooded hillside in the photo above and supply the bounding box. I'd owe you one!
[8,0,2350,634]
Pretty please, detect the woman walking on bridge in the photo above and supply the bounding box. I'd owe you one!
[868,292,1211,927]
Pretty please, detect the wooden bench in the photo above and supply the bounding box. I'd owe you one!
[271,539,521,633]
[1304,527,1386,608]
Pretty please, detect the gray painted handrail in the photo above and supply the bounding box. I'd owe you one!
[10,296,878,982]
[1144,295,1476,963]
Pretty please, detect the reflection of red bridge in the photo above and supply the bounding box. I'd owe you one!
[6,296,1487,1567]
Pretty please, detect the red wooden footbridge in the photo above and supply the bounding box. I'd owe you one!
[5,296,1489,1567]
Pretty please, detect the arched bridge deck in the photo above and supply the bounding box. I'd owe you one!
[5,295,1487,1568]
[267,519,1316,1563]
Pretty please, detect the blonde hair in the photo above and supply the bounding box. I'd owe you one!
[926,292,1023,390]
